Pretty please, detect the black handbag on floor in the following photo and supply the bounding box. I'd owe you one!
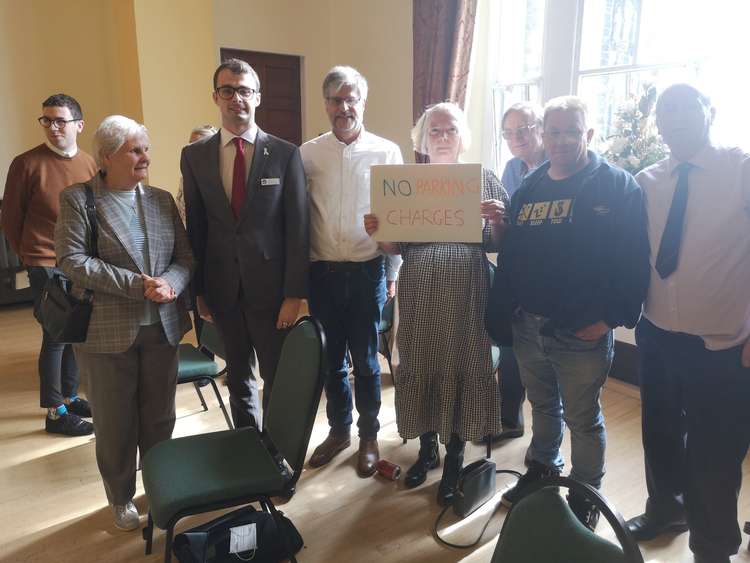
[34,185,97,343]
[172,505,304,563]
[453,459,497,518]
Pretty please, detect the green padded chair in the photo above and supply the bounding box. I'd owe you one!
[177,321,232,429]
[491,476,644,563]
[141,316,326,563]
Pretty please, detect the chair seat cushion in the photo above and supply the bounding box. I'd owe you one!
[143,427,287,529]
[178,343,219,379]
[492,487,626,563]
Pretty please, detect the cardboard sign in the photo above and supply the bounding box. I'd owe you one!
[370,163,483,243]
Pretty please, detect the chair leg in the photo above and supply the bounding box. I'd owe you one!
[209,378,234,429]
[265,498,298,563]
[486,437,491,459]
[193,381,209,412]
[143,511,154,555]
[164,525,174,563]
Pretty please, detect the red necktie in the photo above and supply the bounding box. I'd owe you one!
[231,137,246,219]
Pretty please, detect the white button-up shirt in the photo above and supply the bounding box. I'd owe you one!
[637,143,750,350]
[301,128,403,263]
[219,125,257,201]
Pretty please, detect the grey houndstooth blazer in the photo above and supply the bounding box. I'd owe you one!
[55,174,194,353]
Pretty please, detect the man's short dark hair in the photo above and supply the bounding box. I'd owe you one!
[42,93,83,120]
[213,58,260,91]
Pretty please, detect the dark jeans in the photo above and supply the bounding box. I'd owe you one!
[637,317,750,559]
[28,266,80,408]
[499,346,526,429]
[309,257,386,439]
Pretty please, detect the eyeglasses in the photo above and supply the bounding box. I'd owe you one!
[428,126,459,138]
[326,96,361,107]
[542,129,585,142]
[215,86,258,100]
[38,116,80,129]
[501,124,537,140]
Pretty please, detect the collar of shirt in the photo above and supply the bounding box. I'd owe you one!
[220,125,258,148]
[666,141,716,175]
[325,126,367,148]
[45,141,78,159]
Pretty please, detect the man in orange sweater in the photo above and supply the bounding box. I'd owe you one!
[3,94,97,436]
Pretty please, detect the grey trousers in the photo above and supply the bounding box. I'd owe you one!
[75,323,178,505]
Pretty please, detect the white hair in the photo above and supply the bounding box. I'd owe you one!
[502,101,544,129]
[411,102,471,157]
[92,115,148,169]
[543,95,589,129]
[190,124,218,140]
[322,65,369,101]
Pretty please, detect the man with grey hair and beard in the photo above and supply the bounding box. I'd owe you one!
[301,66,403,477]
[626,84,750,563]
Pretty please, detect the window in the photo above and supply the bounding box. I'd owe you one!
[488,0,750,165]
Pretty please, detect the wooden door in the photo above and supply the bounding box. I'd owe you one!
[220,48,302,146]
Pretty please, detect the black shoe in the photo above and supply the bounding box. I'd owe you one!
[625,511,688,541]
[437,436,465,506]
[501,460,560,508]
[405,435,440,489]
[45,412,94,436]
[567,491,600,531]
[66,398,92,418]
[477,425,525,444]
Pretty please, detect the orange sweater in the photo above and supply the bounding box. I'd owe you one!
[2,144,97,266]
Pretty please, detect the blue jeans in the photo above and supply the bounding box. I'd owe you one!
[309,257,386,439]
[512,310,613,488]
[28,266,80,408]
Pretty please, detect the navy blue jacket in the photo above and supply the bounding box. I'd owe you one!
[503,151,650,333]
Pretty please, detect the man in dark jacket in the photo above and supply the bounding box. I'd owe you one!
[499,96,650,530]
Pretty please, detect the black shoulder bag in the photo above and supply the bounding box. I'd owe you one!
[34,185,97,343]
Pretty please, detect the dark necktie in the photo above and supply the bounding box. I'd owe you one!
[654,162,694,278]
[231,137,246,219]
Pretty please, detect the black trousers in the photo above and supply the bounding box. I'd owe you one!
[637,317,750,559]
[28,266,80,408]
[499,345,526,429]
[213,306,286,430]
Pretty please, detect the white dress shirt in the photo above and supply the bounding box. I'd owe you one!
[300,128,403,263]
[219,125,257,201]
[637,143,750,350]
[45,141,77,159]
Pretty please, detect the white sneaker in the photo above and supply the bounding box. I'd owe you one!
[113,501,140,531]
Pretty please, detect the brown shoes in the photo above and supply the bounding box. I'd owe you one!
[308,432,351,468]
[357,438,379,477]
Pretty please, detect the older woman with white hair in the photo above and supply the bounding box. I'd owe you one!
[364,102,508,505]
[55,115,193,531]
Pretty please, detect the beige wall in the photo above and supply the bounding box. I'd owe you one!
[133,0,217,193]
[0,0,124,196]
[213,0,414,161]
[1,0,415,198]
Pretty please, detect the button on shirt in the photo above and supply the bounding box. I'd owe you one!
[219,126,257,201]
[637,143,750,350]
[300,129,403,263]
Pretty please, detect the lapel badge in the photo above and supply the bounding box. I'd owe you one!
[263,147,270,156]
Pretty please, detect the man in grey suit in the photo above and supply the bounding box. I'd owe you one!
[182,58,309,429]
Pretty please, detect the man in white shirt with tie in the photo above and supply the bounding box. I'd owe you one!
[301,66,403,477]
[182,59,308,430]
[626,83,750,563]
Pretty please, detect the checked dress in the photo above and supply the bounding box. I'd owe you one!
[395,169,508,443]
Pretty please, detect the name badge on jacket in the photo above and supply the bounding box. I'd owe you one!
[260,178,281,186]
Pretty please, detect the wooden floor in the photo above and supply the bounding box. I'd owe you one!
[2,303,750,563]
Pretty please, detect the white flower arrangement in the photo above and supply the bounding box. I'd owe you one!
[601,84,667,175]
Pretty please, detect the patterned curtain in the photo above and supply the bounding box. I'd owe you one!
[412,0,478,124]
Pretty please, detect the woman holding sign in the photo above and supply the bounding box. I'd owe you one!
[364,102,508,506]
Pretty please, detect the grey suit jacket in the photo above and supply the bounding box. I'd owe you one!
[181,128,309,313]
[55,175,194,353]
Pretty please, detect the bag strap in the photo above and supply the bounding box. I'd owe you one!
[433,469,521,549]
[84,184,98,258]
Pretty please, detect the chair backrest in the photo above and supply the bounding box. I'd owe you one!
[491,476,644,563]
[199,321,227,360]
[264,316,326,481]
